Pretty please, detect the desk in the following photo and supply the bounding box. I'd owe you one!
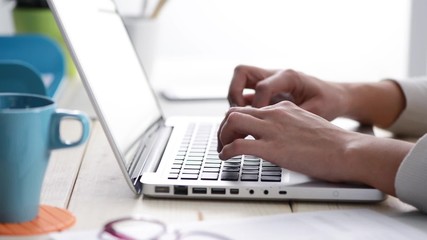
[36,79,420,235]
[18,10,423,235]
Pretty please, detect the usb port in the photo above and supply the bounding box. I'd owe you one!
[192,188,207,194]
[211,188,226,194]
[174,185,188,195]
[279,190,287,195]
[155,186,170,193]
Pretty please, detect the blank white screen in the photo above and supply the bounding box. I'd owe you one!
[51,0,162,162]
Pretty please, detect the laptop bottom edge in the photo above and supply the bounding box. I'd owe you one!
[141,183,385,202]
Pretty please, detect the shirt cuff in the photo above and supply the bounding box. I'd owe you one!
[387,77,427,136]
[395,135,427,212]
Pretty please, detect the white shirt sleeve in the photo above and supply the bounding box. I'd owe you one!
[387,76,427,136]
[387,76,427,211]
[395,135,427,212]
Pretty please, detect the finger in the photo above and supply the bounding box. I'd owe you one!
[229,105,266,119]
[269,92,295,105]
[217,110,229,152]
[216,107,243,152]
[217,106,266,152]
[228,65,272,107]
[243,93,254,106]
[219,138,265,160]
[218,110,266,152]
[252,69,300,108]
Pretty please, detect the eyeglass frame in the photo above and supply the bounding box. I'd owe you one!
[98,216,233,240]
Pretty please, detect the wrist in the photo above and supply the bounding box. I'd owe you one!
[341,81,406,128]
[341,82,370,123]
[343,134,413,195]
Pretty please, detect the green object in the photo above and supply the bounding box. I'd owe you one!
[13,7,77,78]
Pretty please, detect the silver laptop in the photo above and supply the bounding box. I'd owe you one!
[49,0,384,202]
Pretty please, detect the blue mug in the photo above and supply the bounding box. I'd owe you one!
[0,93,90,223]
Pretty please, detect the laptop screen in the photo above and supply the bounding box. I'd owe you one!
[50,0,162,163]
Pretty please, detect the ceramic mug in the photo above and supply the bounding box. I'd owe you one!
[0,93,90,223]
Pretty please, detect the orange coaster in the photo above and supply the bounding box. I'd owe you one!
[0,205,76,236]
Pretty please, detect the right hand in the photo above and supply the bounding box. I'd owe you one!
[228,65,349,121]
[217,101,356,183]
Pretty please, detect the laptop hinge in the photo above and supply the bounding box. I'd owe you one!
[129,119,172,187]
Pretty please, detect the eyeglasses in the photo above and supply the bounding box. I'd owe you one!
[98,217,233,240]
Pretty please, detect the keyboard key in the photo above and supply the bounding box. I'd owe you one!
[262,166,282,172]
[205,159,222,164]
[243,161,261,166]
[201,173,219,180]
[202,168,220,173]
[261,176,282,182]
[242,166,259,170]
[181,174,199,180]
[206,154,220,159]
[262,162,279,167]
[168,173,179,179]
[223,162,241,167]
[176,151,187,156]
[241,174,259,181]
[171,164,182,169]
[192,143,208,148]
[221,172,239,181]
[190,146,207,150]
[227,159,242,163]
[183,165,201,170]
[222,166,240,172]
[187,156,203,161]
[242,169,259,174]
[185,161,202,166]
[188,152,205,157]
[261,171,282,176]
[182,169,200,174]
[189,149,205,153]
[204,163,221,168]
[243,160,260,165]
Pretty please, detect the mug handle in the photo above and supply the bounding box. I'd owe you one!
[50,109,90,149]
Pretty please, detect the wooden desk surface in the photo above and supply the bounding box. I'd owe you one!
[39,79,417,232]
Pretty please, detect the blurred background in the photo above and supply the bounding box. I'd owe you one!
[1,0,424,96]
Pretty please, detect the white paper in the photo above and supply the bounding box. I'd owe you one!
[50,209,427,240]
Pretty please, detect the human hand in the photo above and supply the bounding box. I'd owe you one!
[228,65,349,121]
[217,101,358,183]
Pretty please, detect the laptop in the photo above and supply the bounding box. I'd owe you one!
[48,0,384,202]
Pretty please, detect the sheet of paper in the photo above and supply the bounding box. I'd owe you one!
[50,209,427,240]
[179,209,427,240]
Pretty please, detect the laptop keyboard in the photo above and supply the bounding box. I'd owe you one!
[168,123,282,182]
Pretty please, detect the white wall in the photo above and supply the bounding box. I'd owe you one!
[0,0,15,34]
[148,0,410,88]
[408,0,427,77]
[1,0,412,87]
